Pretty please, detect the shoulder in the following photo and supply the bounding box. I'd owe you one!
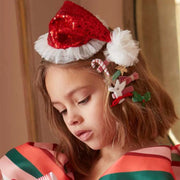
[100,145,180,180]
[0,142,74,180]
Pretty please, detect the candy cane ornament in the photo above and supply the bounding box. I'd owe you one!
[91,59,110,76]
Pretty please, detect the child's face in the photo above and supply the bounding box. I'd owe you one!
[45,65,115,150]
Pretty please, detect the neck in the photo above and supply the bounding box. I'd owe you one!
[100,144,125,162]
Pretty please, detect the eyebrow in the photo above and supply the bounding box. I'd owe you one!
[52,85,91,105]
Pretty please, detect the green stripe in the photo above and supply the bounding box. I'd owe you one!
[172,153,180,162]
[6,148,43,178]
[99,171,174,180]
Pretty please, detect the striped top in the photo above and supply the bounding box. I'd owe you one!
[0,142,180,180]
[100,145,180,180]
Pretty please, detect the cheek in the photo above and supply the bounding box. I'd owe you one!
[90,98,106,126]
[92,89,105,107]
[95,95,105,117]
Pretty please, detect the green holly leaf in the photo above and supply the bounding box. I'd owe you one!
[132,91,143,102]
[144,92,151,102]
[132,91,151,106]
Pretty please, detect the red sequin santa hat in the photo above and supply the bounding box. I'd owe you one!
[35,1,139,67]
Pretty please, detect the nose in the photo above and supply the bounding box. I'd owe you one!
[66,110,83,126]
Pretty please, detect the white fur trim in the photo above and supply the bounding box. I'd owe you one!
[34,33,106,64]
[104,27,140,67]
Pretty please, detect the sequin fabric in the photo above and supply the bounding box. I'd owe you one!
[48,1,111,49]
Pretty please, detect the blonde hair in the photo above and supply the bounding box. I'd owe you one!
[36,49,177,177]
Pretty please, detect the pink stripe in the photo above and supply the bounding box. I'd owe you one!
[0,155,36,180]
[129,146,171,160]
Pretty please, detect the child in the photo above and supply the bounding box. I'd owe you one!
[0,1,180,180]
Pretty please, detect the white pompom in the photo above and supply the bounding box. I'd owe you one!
[104,27,140,67]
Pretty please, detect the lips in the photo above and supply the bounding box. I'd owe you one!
[75,130,93,141]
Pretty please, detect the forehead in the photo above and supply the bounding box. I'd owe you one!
[45,65,102,85]
[45,65,104,100]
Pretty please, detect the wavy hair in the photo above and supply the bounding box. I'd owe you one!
[35,49,177,178]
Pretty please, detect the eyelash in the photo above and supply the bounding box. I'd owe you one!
[59,96,90,115]
[60,109,67,115]
[78,96,90,105]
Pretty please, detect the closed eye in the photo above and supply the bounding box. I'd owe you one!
[78,96,90,105]
[60,109,67,115]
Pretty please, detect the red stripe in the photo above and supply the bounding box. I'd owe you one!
[15,143,70,180]
[172,161,180,166]
[102,154,174,176]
